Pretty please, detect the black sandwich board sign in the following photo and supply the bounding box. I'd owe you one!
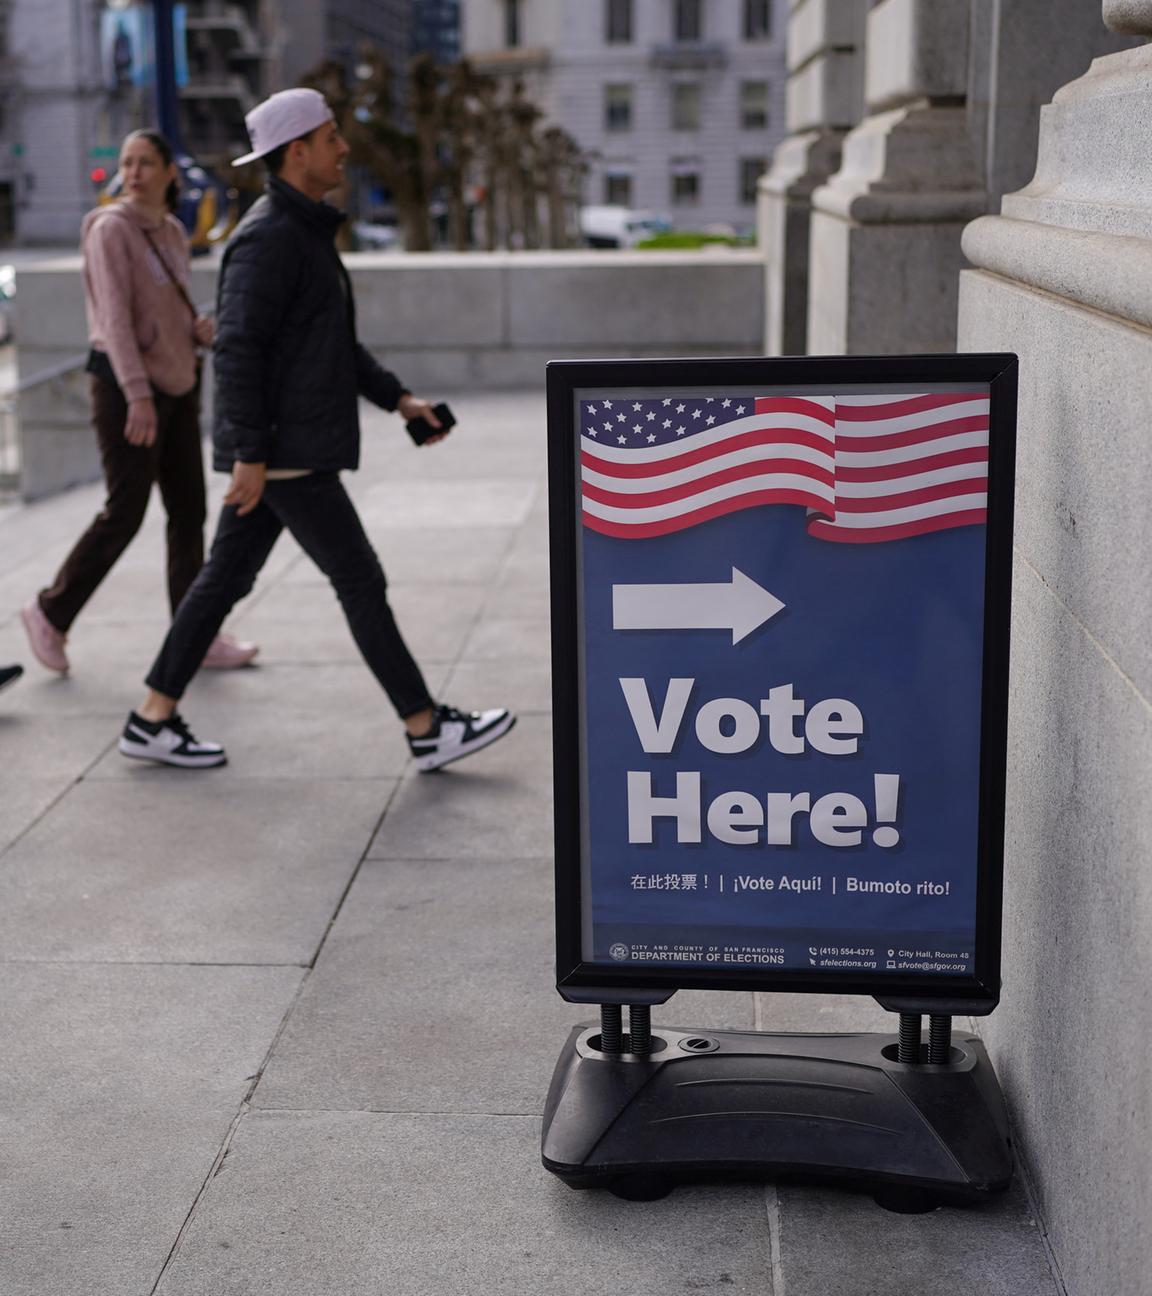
[541,354,1018,1207]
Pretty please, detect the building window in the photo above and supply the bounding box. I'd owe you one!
[744,0,772,40]
[741,81,769,129]
[605,0,633,43]
[604,83,633,131]
[605,172,633,206]
[671,171,700,205]
[671,82,701,131]
[740,158,765,204]
[504,0,521,47]
[673,0,702,41]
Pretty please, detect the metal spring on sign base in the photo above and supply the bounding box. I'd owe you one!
[629,1004,653,1056]
[928,1015,952,1064]
[599,1004,623,1055]
[898,1013,922,1064]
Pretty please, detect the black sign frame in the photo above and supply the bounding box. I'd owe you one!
[548,353,1017,1010]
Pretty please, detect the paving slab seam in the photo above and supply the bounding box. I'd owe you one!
[132,418,553,1291]
[0,733,120,857]
[298,774,409,972]
[979,1079,1069,1296]
[0,782,75,854]
[763,1185,786,1296]
[1021,1189,1069,1296]
[137,755,418,1293]
[957,1019,1068,1296]
[426,485,543,683]
[145,969,325,1293]
[145,1099,256,1296]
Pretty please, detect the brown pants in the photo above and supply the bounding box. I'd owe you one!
[38,375,206,633]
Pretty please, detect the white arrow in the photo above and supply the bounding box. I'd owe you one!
[612,567,786,645]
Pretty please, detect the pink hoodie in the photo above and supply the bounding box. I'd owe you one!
[81,201,199,401]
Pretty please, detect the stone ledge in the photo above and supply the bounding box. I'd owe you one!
[811,102,985,225]
[759,128,845,201]
[814,188,987,224]
[962,214,1152,330]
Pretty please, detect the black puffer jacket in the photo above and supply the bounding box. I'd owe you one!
[212,177,407,472]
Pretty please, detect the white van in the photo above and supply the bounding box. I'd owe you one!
[579,206,672,248]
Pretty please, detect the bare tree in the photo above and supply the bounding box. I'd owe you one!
[472,74,507,250]
[297,51,587,253]
[440,61,491,251]
[346,49,433,252]
[540,125,587,249]
[299,58,356,248]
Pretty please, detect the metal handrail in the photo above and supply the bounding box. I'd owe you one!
[0,298,215,495]
[0,351,89,400]
[0,355,92,497]
[0,292,213,400]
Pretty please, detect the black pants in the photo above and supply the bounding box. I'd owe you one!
[144,471,434,720]
[39,376,206,632]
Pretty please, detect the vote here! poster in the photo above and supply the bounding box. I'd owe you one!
[567,375,1007,983]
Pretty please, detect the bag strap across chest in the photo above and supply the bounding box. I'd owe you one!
[138,225,198,323]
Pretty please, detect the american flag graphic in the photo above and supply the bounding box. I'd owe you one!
[579,391,989,544]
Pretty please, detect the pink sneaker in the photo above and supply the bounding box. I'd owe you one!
[21,599,69,673]
[202,632,259,670]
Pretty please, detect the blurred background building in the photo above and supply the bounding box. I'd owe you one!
[0,0,788,245]
[179,0,412,173]
[411,0,459,63]
[3,0,110,243]
[462,0,787,235]
[0,0,432,245]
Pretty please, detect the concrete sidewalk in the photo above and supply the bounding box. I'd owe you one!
[0,390,1058,1295]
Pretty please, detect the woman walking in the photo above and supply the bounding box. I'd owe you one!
[21,129,257,674]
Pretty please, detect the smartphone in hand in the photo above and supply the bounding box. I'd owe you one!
[406,401,457,445]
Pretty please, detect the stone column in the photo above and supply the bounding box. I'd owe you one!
[758,0,866,356]
[959,10,1152,1296]
[965,0,1136,211]
[806,0,986,354]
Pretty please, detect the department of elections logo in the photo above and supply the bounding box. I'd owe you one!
[609,942,629,961]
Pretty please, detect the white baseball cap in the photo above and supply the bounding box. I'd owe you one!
[232,88,335,167]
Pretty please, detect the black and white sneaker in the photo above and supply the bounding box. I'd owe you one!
[407,703,516,772]
[119,711,227,768]
[0,663,23,695]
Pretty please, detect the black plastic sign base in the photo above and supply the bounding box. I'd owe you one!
[541,1026,1013,1210]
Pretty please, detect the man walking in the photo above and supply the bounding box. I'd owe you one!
[118,89,514,771]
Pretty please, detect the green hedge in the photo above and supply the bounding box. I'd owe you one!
[634,231,754,250]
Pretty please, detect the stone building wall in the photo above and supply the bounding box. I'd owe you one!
[762,0,1134,356]
[463,0,788,234]
[8,0,106,245]
[958,9,1152,1292]
[757,0,866,354]
[763,2,1152,1288]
